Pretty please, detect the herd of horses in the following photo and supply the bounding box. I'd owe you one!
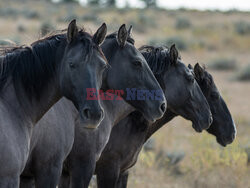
[0,19,236,188]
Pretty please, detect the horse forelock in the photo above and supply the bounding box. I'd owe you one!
[77,30,108,65]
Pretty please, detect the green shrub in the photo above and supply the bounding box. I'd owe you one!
[148,38,162,45]
[17,25,26,33]
[0,39,15,46]
[175,17,191,29]
[0,8,18,17]
[234,21,250,35]
[40,22,55,37]
[165,36,188,50]
[209,58,237,71]
[11,36,21,45]
[22,10,40,19]
[131,12,156,33]
[148,36,188,51]
[58,13,78,23]
[236,64,250,81]
[137,12,155,27]
[82,13,98,22]
[190,133,248,171]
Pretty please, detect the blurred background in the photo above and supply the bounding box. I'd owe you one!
[0,0,250,187]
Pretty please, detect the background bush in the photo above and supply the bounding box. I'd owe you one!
[209,58,237,70]
[234,21,250,35]
[40,22,55,36]
[236,64,250,81]
[175,17,191,29]
[149,36,188,50]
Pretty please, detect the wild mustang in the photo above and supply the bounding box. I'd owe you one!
[20,25,166,188]
[95,61,236,188]
[58,45,212,188]
[190,63,236,146]
[0,20,108,187]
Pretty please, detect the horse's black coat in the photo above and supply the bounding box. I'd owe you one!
[19,25,166,188]
[0,29,99,100]
[0,20,107,187]
[58,25,167,188]
[95,49,235,188]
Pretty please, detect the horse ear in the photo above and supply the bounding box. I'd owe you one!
[194,63,204,80]
[188,64,193,70]
[93,23,107,46]
[117,24,128,47]
[128,25,133,37]
[67,19,78,43]
[170,44,178,65]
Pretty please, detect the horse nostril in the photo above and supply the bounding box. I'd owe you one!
[160,102,166,113]
[82,108,91,120]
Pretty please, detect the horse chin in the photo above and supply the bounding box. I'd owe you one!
[216,136,234,147]
[192,122,203,133]
[216,137,227,147]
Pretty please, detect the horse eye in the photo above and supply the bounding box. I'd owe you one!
[133,60,142,67]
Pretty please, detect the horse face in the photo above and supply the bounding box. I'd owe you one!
[159,46,212,132]
[101,25,166,122]
[60,20,108,129]
[193,63,236,146]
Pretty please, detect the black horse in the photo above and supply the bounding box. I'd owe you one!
[191,63,236,146]
[0,19,107,187]
[95,47,236,188]
[58,44,212,188]
[20,25,166,188]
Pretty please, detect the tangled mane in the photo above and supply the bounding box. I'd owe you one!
[194,65,213,93]
[139,45,173,75]
[0,29,97,99]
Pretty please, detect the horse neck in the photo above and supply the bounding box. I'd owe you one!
[101,94,135,127]
[2,40,66,124]
[2,73,61,125]
[146,109,177,140]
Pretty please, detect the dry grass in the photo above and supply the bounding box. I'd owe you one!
[0,0,249,187]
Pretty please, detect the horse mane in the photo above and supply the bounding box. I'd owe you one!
[0,29,95,99]
[139,45,172,75]
[127,45,173,132]
[194,64,213,91]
